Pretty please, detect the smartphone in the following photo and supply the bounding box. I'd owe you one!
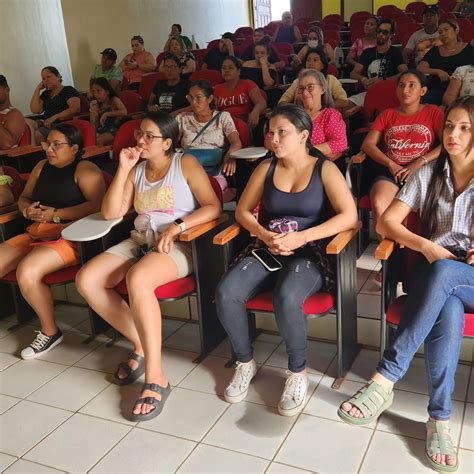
[251,248,282,272]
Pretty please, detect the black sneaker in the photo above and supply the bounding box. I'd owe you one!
[21,330,63,360]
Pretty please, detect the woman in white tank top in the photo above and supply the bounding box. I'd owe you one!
[76,112,222,422]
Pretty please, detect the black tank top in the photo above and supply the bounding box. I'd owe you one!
[261,156,328,233]
[32,159,85,211]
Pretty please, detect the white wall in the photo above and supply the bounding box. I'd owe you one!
[61,0,251,91]
[0,0,73,113]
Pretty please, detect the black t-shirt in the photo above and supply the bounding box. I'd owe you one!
[359,46,405,79]
[240,67,277,89]
[40,86,80,119]
[240,44,280,64]
[203,49,229,71]
[423,44,473,76]
[152,79,190,112]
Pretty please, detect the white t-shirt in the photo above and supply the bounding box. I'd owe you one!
[405,29,440,64]
[451,65,474,98]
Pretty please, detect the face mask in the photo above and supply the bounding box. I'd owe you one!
[308,40,319,48]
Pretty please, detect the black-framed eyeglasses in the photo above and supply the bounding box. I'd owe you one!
[296,83,319,94]
[134,129,164,143]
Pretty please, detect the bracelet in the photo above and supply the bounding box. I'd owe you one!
[0,175,13,186]
[22,207,29,219]
[421,156,429,165]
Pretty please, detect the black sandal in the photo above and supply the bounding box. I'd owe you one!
[113,352,145,386]
[131,382,171,422]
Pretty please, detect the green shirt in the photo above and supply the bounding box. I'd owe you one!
[181,35,192,50]
[91,64,123,83]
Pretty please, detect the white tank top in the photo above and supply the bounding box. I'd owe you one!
[133,153,198,241]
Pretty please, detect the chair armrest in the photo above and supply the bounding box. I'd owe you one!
[7,146,43,157]
[213,222,243,245]
[82,145,112,159]
[179,214,228,242]
[61,212,124,242]
[326,224,361,255]
[342,105,362,119]
[352,152,366,164]
[73,113,90,120]
[0,203,18,215]
[0,210,22,224]
[375,238,397,261]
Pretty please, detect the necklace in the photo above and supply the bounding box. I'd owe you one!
[442,44,458,53]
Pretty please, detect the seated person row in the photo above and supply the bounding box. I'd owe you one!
[90,48,123,94]
[163,23,193,51]
[148,55,192,116]
[159,37,196,79]
[279,47,350,109]
[76,111,223,421]
[0,124,105,358]
[0,74,26,150]
[350,19,408,108]
[0,166,15,207]
[361,70,443,233]
[339,96,473,474]
[216,103,358,416]
[417,19,473,105]
[175,80,242,194]
[90,78,128,146]
[119,35,156,90]
[30,66,81,143]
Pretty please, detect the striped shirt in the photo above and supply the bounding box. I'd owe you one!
[396,160,473,250]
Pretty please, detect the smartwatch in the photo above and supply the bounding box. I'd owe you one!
[173,218,186,233]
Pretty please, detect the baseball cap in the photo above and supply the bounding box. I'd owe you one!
[423,5,439,16]
[100,48,117,60]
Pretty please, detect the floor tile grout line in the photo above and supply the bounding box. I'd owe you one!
[8,456,68,473]
[356,422,378,473]
[456,367,472,450]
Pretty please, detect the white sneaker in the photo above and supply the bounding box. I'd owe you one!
[224,359,257,403]
[21,330,63,360]
[278,370,309,417]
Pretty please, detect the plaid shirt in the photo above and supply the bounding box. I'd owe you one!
[397,160,473,250]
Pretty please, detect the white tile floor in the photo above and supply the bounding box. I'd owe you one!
[0,248,473,473]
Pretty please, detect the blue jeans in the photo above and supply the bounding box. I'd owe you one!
[377,259,474,420]
[215,254,324,372]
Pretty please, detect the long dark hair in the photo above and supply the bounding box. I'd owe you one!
[90,77,118,99]
[42,66,62,83]
[419,96,473,238]
[189,79,216,109]
[304,46,329,76]
[269,103,326,160]
[52,123,84,159]
[143,111,180,156]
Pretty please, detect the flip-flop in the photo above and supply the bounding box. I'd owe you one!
[337,379,394,426]
[113,352,145,386]
[131,382,171,422]
[425,420,459,472]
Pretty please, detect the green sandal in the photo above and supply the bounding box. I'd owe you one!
[425,420,459,472]
[337,379,394,426]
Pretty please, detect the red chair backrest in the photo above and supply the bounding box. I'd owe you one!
[138,72,167,101]
[322,14,343,25]
[235,26,253,39]
[206,39,221,51]
[118,91,143,114]
[394,23,421,44]
[363,79,399,123]
[377,5,402,17]
[121,76,130,91]
[232,117,252,148]
[18,123,32,147]
[406,2,427,22]
[191,49,207,69]
[101,170,114,190]
[63,119,96,147]
[79,93,89,113]
[208,175,223,205]
[190,70,223,86]
[438,0,458,12]
[112,119,142,162]
[156,52,166,69]
[327,63,340,78]
[460,23,474,42]
[2,166,22,200]
[272,42,294,56]
[440,11,457,21]
[350,11,372,25]
[263,21,280,36]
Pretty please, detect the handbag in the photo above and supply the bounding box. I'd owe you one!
[184,112,224,176]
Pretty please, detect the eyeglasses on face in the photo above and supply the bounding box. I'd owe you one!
[186,94,207,103]
[376,28,391,36]
[41,141,69,151]
[134,129,163,143]
[296,83,319,94]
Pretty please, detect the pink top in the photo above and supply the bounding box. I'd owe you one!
[350,38,375,61]
[123,50,155,85]
[311,108,347,154]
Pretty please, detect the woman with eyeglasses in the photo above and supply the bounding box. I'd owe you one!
[175,80,242,193]
[279,47,350,109]
[119,35,156,90]
[76,111,222,421]
[148,55,191,116]
[0,124,105,359]
[295,69,347,160]
[158,37,196,79]
[215,103,357,417]
[417,20,473,105]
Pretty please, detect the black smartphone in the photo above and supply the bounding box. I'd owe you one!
[251,248,282,271]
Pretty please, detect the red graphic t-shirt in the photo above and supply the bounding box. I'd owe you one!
[214,79,258,119]
[372,105,444,165]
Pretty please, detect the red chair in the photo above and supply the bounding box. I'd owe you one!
[350,11,372,26]
[232,117,252,148]
[375,212,474,359]
[405,2,427,23]
[234,41,252,57]
[111,119,142,163]
[156,52,166,70]
[206,39,221,51]
[263,21,281,37]
[322,14,343,26]
[190,70,223,86]
[327,63,340,79]
[377,5,403,17]
[1,166,23,201]
[118,91,143,114]
[272,42,294,56]
[457,19,473,42]
[438,0,458,12]
[63,119,96,147]
[138,72,167,102]
[393,23,421,45]
[213,213,360,388]
[235,26,253,39]
[113,175,229,359]
[17,122,33,147]
[0,171,114,329]
[294,19,310,35]
[440,11,457,21]
[191,49,208,69]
